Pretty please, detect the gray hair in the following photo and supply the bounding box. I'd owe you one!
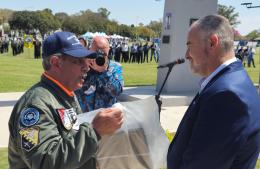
[42,53,62,71]
[195,15,234,53]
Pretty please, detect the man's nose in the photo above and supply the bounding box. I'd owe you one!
[81,59,90,72]
[185,50,190,59]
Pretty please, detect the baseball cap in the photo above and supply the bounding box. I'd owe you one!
[42,31,96,58]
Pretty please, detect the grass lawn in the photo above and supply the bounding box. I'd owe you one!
[246,46,260,83]
[0,47,260,92]
[0,148,8,169]
[0,47,158,92]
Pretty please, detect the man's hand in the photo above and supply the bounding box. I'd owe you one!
[92,107,123,136]
[87,59,108,73]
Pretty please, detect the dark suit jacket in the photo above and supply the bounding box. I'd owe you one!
[167,61,260,169]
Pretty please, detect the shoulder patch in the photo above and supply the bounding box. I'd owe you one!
[20,108,40,127]
[19,127,39,152]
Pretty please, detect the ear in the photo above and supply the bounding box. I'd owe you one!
[50,55,62,70]
[208,34,219,49]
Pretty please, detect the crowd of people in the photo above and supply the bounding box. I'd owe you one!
[0,36,9,54]
[11,37,24,56]
[235,46,256,68]
[0,36,25,56]
[1,32,161,65]
[107,40,160,63]
[79,37,161,64]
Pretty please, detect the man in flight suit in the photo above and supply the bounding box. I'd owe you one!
[8,31,123,169]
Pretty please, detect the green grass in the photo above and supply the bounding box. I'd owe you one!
[0,48,43,92]
[245,47,260,83]
[122,61,157,86]
[0,47,158,92]
[0,47,260,92]
[257,160,260,169]
[0,148,8,169]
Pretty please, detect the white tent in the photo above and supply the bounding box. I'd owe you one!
[82,32,94,39]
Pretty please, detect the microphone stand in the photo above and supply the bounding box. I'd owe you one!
[155,64,174,119]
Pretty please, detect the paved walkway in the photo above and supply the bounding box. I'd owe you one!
[0,86,192,147]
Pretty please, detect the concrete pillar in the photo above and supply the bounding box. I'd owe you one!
[0,25,3,36]
[156,0,218,94]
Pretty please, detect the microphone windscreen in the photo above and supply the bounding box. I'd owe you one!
[177,58,185,64]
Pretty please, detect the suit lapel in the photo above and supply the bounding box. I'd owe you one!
[199,61,242,95]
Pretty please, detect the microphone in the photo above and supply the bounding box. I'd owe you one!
[157,58,185,68]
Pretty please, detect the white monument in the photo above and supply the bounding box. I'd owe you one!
[0,25,3,36]
[156,0,218,94]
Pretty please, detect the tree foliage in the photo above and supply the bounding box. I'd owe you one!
[55,12,69,25]
[218,4,240,27]
[147,19,162,37]
[9,9,61,35]
[36,9,61,35]
[245,30,259,41]
[7,7,161,39]
[97,7,111,19]
[0,8,13,24]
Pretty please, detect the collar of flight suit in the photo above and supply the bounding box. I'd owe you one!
[43,72,74,97]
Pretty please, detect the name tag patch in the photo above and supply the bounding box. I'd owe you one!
[19,127,39,152]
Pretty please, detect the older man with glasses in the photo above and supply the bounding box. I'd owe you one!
[76,36,124,113]
[8,31,123,169]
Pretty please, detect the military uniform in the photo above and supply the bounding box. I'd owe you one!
[8,73,99,169]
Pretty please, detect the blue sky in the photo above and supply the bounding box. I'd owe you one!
[1,0,259,35]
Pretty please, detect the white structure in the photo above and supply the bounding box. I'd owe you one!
[156,0,218,94]
[0,25,3,36]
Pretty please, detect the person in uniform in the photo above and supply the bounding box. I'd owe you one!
[33,38,42,59]
[8,31,123,169]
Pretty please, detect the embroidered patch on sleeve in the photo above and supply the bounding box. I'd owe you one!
[19,127,39,152]
[20,108,40,127]
[57,108,77,130]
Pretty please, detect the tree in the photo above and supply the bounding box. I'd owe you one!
[9,9,61,35]
[218,4,240,27]
[55,12,69,24]
[0,8,13,24]
[246,30,259,41]
[97,7,110,19]
[62,17,83,34]
[147,19,162,38]
[137,26,155,40]
[106,20,119,35]
[36,9,61,35]
[9,11,36,31]
[118,24,133,37]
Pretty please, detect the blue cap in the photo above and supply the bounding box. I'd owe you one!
[42,31,96,58]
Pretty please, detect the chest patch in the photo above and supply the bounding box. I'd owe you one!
[19,127,39,152]
[20,108,40,127]
[57,108,77,130]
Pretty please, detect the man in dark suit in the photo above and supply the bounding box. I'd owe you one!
[167,14,260,169]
